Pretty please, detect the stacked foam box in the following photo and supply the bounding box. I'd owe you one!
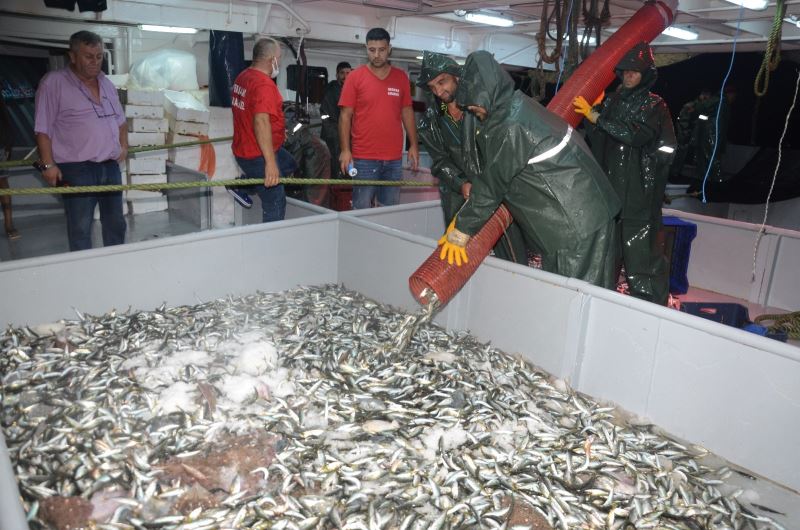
[209,106,237,228]
[164,90,210,172]
[121,89,169,215]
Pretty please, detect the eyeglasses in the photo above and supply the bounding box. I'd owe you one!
[88,94,117,119]
[77,85,116,118]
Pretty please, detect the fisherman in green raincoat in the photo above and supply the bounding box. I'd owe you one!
[417,51,527,265]
[282,101,331,206]
[573,42,676,305]
[439,50,620,288]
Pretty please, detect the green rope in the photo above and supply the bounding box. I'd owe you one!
[754,311,800,340]
[0,178,433,196]
[0,136,232,170]
[753,0,785,98]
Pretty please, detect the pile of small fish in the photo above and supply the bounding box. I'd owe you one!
[0,284,785,530]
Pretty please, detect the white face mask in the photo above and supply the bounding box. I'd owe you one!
[270,57,280,79]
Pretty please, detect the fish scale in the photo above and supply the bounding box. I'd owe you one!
[0,285,785,530]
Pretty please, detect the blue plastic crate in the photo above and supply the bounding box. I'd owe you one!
[662,216,697,295]
[680,302,750,328]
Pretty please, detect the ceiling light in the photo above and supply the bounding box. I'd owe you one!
[722,0,768,11]
[140,25,198,34]
[465,11,514,27]
[416,55,424,60]
[784,15,800,29]
[662,26,699,40]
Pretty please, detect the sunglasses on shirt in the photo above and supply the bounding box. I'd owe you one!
[77,87,117,118]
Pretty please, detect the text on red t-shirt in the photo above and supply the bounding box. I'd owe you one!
[231,68,285,159]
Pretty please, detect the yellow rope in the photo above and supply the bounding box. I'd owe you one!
[0,137,233,170]
[0,178,434,197]
[754,311,800,340]
[753,0,785,98]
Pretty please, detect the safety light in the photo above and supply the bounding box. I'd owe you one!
[722,0,768,10]
[140,25,199,34]
[662,26,699,40]
[464,11,514,27]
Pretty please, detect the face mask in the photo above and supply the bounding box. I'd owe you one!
[271,58,280,79]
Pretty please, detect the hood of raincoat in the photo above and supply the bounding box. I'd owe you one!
[454,50,515,117]
[614,42,657,92]
[416,50,462,88]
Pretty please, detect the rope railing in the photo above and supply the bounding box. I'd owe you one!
[0,177,434,197]
[0,136,234,170]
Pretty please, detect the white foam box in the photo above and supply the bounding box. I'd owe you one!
[127,157,166,175]
[124,105,164,119]
[119,88,165,107]
[128,118,169,133]
[163,90,209,124]
[187,89,210,107]
[208,107,234,137]
[168,115,209,136]
[128,132,166,148]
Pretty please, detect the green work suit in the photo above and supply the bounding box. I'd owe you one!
[418,101,528,264]
[283,103,331,207]
[585,42,676,305]
[454,51,620,288]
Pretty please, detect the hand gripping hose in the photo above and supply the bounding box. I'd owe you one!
[409,0,677,307]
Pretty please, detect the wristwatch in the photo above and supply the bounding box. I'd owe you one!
[33,161,55,172]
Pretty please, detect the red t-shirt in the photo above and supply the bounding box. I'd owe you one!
[231,68,285,159]
[338,65,412,160]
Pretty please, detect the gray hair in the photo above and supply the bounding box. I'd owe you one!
[69,30,103,51]
[253,38,280,62]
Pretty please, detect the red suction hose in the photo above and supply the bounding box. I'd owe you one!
[409,0,678,306]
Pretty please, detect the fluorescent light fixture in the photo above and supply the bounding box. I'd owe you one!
[140,25,198,34]
[416,55,424,60]
[784,16,800,29]
[292,123,303,133]
[465,11,514,27]
[662,26,699,40]
[658,145,675,154]
[722,0,767,10]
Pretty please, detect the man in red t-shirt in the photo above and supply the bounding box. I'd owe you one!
[229,37,297,222]
[338,27,419,209]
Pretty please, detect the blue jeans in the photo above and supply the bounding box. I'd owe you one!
[236,147,298,222]
[351,158,402,209]
[59,160,126,251]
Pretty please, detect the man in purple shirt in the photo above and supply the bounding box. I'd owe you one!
[35,30,127,251]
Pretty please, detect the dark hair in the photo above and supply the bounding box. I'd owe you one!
[69,30,103,51]
[336,61,352,73]
[366,28,390,44]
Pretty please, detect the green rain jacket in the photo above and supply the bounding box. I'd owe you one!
[418,101,470,223]
[416,51,470,223]
[283,103,331,206]
[587,43,676,221]
[454,51,620,257]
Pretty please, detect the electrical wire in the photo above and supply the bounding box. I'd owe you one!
[749,67,800,283]
[701,3,744,203]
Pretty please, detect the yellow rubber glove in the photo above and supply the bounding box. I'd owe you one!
[572,96,600,124]
[438,218,456,246]
[439,227,469,267]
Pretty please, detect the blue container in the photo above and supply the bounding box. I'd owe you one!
[680,302,750,328]
[662,216,697,295]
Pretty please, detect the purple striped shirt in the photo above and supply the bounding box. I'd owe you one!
[34,67,126,164]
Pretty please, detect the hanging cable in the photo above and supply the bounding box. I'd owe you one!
[701,3,744,203]
[749,67,800,283]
